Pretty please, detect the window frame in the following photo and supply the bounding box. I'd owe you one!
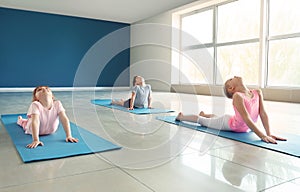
[176,0,300,88]
[266,0,300,88]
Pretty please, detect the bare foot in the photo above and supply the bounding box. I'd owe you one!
[111,99,125,106]
[17,116,23,126]
[176,112,183,121]
[199,111,216,118]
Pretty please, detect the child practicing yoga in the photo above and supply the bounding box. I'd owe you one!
[17,86,78,148]
[111,75,152,110]
[176,76,286,144]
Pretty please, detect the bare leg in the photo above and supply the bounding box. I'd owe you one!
[176,112,199,123]
[199,111,217,118]
[111,99,125,106]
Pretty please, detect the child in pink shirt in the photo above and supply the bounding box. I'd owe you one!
[17,86,78,148]
[176,76,286,144]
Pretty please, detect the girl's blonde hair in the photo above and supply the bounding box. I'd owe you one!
[223,80,233,99]
[132,76,138,86]
[132,76,145,86]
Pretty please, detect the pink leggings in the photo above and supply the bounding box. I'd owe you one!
[17,118,28,131]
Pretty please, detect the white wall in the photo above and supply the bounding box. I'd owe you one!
[130,11,173,91]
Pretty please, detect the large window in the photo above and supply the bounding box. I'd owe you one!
[217,0,260,84]
[180,9,214,84]
[217,43,260,85]
[267,0,300,87]
[182,10,213,45]
[217,0,260,43]
[176,0,300,88]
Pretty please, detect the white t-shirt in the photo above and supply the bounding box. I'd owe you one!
[25,100,65,135]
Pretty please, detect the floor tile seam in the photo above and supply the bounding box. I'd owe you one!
[185,135,241,154]
[0,166,117,190]
[97,151,185,170]
[208,150,293,183]
[206,152,296,192]
[259,177,300,191]
[184,145,204,155]
[97,153,156,192]
[187,141,240,152]
[96,151,198,187]
[116,167,156,192]
[207,143,300,181]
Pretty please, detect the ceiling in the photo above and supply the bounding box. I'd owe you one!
[0,0,201,23]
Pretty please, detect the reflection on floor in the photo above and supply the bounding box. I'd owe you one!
[1,90,300,192]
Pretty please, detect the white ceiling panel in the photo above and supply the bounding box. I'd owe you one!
[0,0,201,23]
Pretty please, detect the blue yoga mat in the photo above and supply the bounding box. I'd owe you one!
[91,99,175,114]
[1,114,121,163]
[156,116,300,157]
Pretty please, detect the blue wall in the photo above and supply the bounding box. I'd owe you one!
[0,7,130,87]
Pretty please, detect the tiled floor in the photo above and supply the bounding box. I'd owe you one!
[1,90,300,192]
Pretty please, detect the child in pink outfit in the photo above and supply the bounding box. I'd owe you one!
[228,89,259,133]
[17,86,78,148]
[176,76,286,144]
[18,100,65,135]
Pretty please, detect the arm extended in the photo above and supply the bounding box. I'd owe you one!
[232,92,277,144]
[26,114,44,148]
[59,111,78,143]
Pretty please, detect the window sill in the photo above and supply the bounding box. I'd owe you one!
[170,84,300,103]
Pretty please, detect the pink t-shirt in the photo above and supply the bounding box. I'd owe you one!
[24,100,65,135]
[228,90,260,132]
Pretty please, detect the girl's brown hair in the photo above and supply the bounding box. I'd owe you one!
[32,86,53,101]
